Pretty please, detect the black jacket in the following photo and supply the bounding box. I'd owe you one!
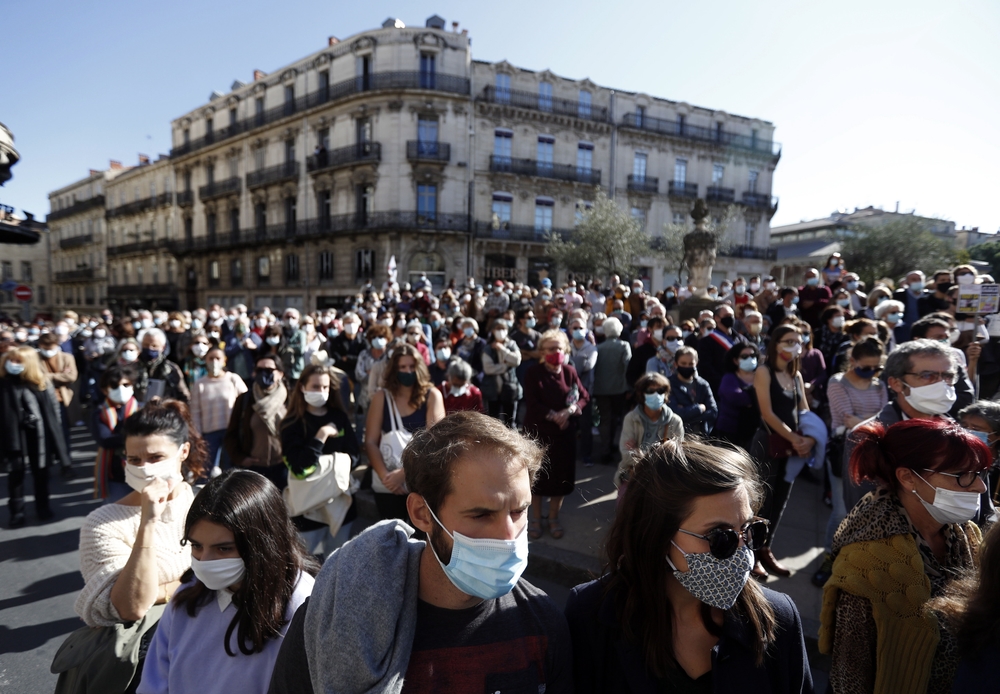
[0,376,71,470]
[564,578,813,694]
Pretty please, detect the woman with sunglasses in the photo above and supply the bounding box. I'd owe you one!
[714,342,761,452]
[812,336,888,587]
[615,373,683,489]
[820,418,990,694]
[565,439,812,693]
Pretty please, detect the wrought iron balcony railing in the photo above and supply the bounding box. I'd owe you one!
[47,195,105,222]
[177,190,194,207]
[106,283,176,296]
[246,162,300,189]
[479,86,609,122]
[717,244,778,261]
[621,113,782,157]
[59,234,94,250]
[668,181,698,198]
[741,192,779,212]
[307,143,381,173]
[406,141,451,163]
[54,268,95,282]
[473,221,574,243]
[627,175,659,194]
[107,239,169,258]
[199,177,241,201]
[489,156,601,185]
[706,186,736,203]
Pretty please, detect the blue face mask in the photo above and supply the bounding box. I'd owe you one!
[968,429,990,446]
[854,366,877,379]
[739,357,758,372]
[525,318,536,329]
[791,296,800,305]
[571,328,586,341]
[666,291,675,299]
[806,277,819,287]
[431,320,441,329]
[427,506,529,600]
[436,348,451,362]
[640,320,648,329]
[644,392,665,410]
[141,348,160,361]
[463,327,476,338]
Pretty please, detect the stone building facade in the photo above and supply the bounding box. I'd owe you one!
[48,15,780,311]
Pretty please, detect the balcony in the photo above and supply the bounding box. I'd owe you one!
[668,181,698,198]
[177,190,194,207]
[742,192,779,212]
[108,196,156,218]
[627,175,659,194]
[621,113,782,157]
[107,283,177,297]
[479,86,609,122]
[54,268,96,282]
[706,186,736,204]
[406,141,451,163]
[489,156,601,185]
[718,244,778,261]
[307,143,381,174]
[47,195,105,222]
[474,221,573,243]
[170,71,470,158]
[59,233,94,250]
[247,162,300,189]
[169,210,471,254]
[199,177,241,201]
[107,239,168,258]
[154,192,173,207]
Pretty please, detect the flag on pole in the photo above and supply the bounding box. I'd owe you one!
[386,254,397,283]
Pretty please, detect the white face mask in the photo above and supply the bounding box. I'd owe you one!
[903,380,956,415]
[94,329,107,339]
[912,472,980,525]
[40,348,59,359]
[109,385,134,404]
[121,349,139,363]
[957,274,974,286]
[191,343,210,358]
[125,454,181,493]
[169,320,182,329]
[303,390,329,408]
[191,557,246,591]
[781,343,803,359]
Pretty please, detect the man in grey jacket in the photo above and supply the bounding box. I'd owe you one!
[268,412,573,694]
[592,317,632,465]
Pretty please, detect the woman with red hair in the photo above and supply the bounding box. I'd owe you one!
[820,417,991,694]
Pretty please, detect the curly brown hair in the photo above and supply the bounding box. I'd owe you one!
[382,343,432,409]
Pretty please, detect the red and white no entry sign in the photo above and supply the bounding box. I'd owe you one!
[13,285,32,302]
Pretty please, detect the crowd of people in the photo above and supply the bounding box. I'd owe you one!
[5,252,1000,692]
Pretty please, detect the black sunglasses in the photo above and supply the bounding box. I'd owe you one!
[677,519,770,560]
[645,387,668,395]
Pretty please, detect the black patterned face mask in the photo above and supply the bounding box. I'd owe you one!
[666,543,753,610]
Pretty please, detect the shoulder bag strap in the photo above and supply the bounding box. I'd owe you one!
[383,389,404,433]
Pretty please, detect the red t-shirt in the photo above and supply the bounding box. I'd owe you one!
[439,381,485,414]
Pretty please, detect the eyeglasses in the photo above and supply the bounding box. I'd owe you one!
[645,387,668,395]
[923,468,988,488]
[905,370,958,386]
[676,518,770,560]
[778,339,802,347]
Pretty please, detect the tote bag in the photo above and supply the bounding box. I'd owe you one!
[284,451,354,535]
[372,390,412,494]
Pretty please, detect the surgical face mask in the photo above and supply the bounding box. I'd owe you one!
[169,320,182,329]
[644,392,665,410]
[765,282,777,291]
[427,506,529,600]
[191,557,246,591]
[449,383,469,397]
[708,293,719,301]
[791,296,800,305]
[968,429,990,446]
[371,337,388,350]
[665,339,682,353]
[651,329,664,342]
[207,361,224,377]
[640,319,648,329]
[29,329,40,337]
[55,326,69,336]
[125,454,181,493]
[109,385,134,404]
[884,312,901,325]
[734,285,745,295]
[904,380,956,415]
[436,348,451,362]
[265,336,281,346]
[344,323,359,336]
[209,311,220,320]
[191,343,210,358]
[284,317,299,328]
[303,390,329,407]
[406,332,420,344]
[806,277,819,287]
[781,343,803,359]
[327,328,340,338]
[831,316,845,329]
[571,328,586,341]
[493,330,508,342]
[719,315,735,330]
[191,319,203,330]
[525,318,536,329]
[948,328,961,345]
[15,332,27,342]
[5,361,25,376]
[957,274,975,286]
[667,542,753,610]
[666,291,676,299]
[681,330,691,340]
[910,281,925,293]
[94,329,107,339]
[121,349,139,363]
[912,472,980,525]
[208,331,220,341]
[749,283,760,293]
[40,348,59,359]
[739,357,758,372]
[847,281,859,291]
[837,299,851,308]
[463,327,476,338]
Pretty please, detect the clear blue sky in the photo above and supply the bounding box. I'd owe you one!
[3,0,998,234]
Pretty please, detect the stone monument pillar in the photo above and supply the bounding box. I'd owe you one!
[679,198,720,321]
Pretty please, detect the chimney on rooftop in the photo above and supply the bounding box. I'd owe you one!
[253,69,266,81]
[895,201,899,213]
[89,169,100,176]
[461,29,468,36]
[452,21,458,32]
[138,154,150,165]
[109,160,123,170]
[328,36,339,46]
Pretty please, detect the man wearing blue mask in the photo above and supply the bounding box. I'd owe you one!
[797,268,831,331]
[268,412,573,694]
[891,270,927,343]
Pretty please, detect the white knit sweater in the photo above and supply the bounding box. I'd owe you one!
[75,485,193,627]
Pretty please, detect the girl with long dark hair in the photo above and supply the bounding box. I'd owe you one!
[565,439,812,692]
[137,469,317,694]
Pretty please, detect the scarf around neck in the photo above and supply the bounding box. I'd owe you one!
[252,381,287,437]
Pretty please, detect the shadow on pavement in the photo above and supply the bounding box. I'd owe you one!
[0,571,84,612]
[0,617,85,654]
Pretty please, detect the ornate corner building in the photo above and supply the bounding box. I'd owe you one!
[47,15,780,312]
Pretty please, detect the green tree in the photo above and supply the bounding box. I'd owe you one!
[969,240,1000,276]
[546,191,650,279]
[840,219,956,287]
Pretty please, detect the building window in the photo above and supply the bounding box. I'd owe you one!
[538,81,553,111]
[577,142,594,174]
[167,260,175,284]
[21,261,32,282]
[534,197,554,235]
[184,216,193,243]
[231,259,243,287]
[318,71,330,102]
[209,260,220,287]
[357,185,374,224]
[228,154,239,178]
[111,267,117,286]
[137,264,144,286]
[254,97,265,126]
[318,251,334,281]
[183,128,190,145]
[633,153,647,180]
[491,192,513,231]
[285,196,296,233]
[285,139,295,164]
[493,129,513,164]
[578,90,591,119]
[712,164,724,185]
[230,208,239,233]
[631,207,646,231]
[715,122,724,142]
[149,181,156,198]
[538,135,556,169]
[417,185,437,224]
[255,203,266,234]
[745,221,757,247]
[495,73,511,103]
[674,158,687,185]
[419,52,436,89]
[254,147,266,171]
[354,249,374,282]
[285,254,300,282]
[635,105,645,128]
[356,55,372,91]
[38,286,46,304]
[284,85,295,116]
[417,117,438,152]
[207,212,217,241]
[257,256,271,285]
[677,114,686,135]
[356,117,372,144]
[152,261,159,285]
[229,108,238,128]
[317,127,330,150]
[673,212,686,225]
[748,170,759,193]
[574,200,593,226]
